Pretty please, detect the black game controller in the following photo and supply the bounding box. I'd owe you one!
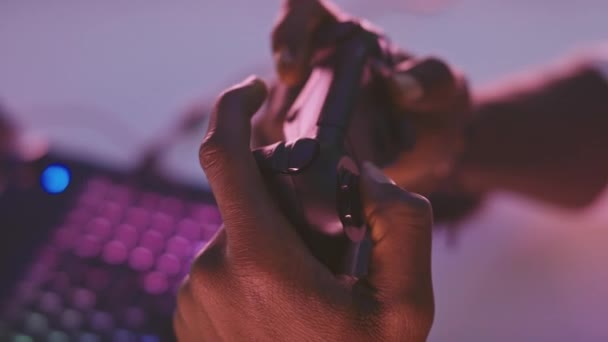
[253,22,403,276]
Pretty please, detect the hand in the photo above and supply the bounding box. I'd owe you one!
[376,57,471,195]
[266,0,471,196]
[174,77,435,341]
[271,0,340,86]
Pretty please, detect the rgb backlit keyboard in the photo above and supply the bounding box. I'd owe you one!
[0,175,221,341]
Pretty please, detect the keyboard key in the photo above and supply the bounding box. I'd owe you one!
[78,332,101,342]
[140,335,160,342]
[124,307,146,329]
[143,272,168,295]
[191,204,222,224]
[166,236,192,259]
[47,330,70,342]
[102,240,129,265]
[115,224,139,249]
[61,309,83,330]
[24,312,48,335]
[140,231,165,255]
[98,201,123,224]
[39,291,62,315]
[113,329,137,342]
[90,311,114,332]
[156,253,181,277]
[177,219,200,241]
[53,226,79,250]
[125,208,150,228]
[26,261,53,284]
[129,247,155,272]
[74,235,102,258]
[158,196,183,216]
[149,213,174,237]
[11,334,34,342]
[78,193,103,211]
[86,218,113,241]
[71,288,96,311]
[65,204,91,222]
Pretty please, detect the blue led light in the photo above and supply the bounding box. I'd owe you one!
[41,164,71,194]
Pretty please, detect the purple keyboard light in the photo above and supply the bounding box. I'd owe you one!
[0,176,222,341]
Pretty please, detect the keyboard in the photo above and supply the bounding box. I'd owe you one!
[0,154,221,341]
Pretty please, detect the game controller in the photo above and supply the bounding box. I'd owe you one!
[253,22,402,276]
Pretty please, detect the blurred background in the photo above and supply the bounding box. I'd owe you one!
[1,0,608,341]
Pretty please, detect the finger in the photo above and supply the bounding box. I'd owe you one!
[272,0,338,85]
[380,57,466,113]
[360,162,434,299]
[174,278,221,342]
[199,76,313,270]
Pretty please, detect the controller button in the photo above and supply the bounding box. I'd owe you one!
[336,164,366,241]
[270,142,289,172]
[286,138,320,174]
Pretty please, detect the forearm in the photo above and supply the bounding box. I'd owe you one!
[456,60,608,208]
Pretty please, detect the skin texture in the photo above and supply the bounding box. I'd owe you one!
[457,61,608,208]
[175,77,434,341]
[176,1,608,341]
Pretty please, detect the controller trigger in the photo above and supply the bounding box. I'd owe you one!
[252,138,320,175]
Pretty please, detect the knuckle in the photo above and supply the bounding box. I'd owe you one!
[381,185,432,213]
[198,133,229,170]
[372,186,433,226]
[216,87,242,115]
[189,242,227,289]
[399,192,432,213]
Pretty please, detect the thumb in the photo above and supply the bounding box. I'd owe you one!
[205,76,268,152]
[360,162,433,300]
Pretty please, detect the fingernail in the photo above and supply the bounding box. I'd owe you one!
[393,72,424,102]
[362,161,395,185]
